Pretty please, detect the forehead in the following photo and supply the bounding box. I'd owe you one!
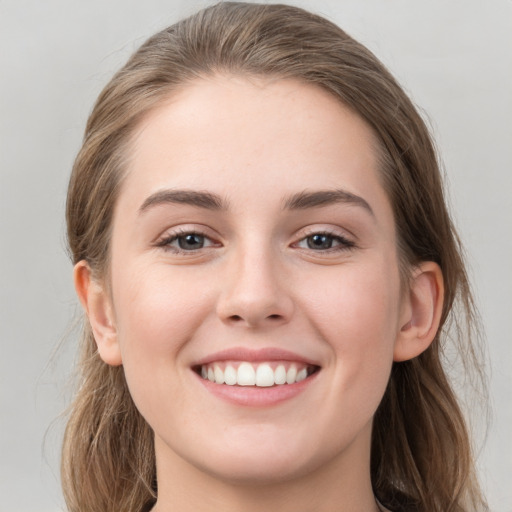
[120,75,389,217]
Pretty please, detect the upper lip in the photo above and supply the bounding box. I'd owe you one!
[193,347,321,367]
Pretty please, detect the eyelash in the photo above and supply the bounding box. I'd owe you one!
[155,228,217,254]
[293,230,355,253]
[155,228,356,255]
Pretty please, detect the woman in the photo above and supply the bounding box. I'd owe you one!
[62,3,488,511]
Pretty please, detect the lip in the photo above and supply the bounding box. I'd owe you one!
[193,347,320,367]
[191,346,321,407]
[194,368,320,407]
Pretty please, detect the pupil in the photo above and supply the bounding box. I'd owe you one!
[308,234,332,249]
[179,234,204,250]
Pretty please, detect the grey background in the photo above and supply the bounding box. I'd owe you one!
[1,1,510,511]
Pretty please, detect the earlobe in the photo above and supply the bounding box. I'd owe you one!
[73,261,122,366]
[394,262,444,362]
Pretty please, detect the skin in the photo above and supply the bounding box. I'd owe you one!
[76,76,443,512]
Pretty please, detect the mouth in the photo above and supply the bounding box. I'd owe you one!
[193,361,320,387]
[191,347,322,406]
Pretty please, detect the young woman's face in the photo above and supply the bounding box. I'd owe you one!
[106,76,408,484]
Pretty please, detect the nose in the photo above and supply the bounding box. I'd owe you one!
[216,246,294,329]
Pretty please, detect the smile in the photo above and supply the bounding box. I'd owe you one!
[197,361,319,387]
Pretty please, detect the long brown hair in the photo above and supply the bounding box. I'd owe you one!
[63,3,488,511]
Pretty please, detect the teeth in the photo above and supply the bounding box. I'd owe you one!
[224,365,237,385]
[274,364,287,385]
[214,365,224,384]
[286,366,297,384]
[199,362,315,387]
[256,364,274,387]
[237,362,255,386]
[296,368,308,382]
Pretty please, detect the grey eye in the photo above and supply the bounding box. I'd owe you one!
[294,231,354,253]
[177,234,205,250]
[307,234,334,250]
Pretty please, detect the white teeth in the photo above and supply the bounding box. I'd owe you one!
[255,363,274,387]
[214,364,224,384]
[224,364,237,385]
[274,364,287,385]
[286,366,297,384]
[296,368,308,382]
[200,362,315,387]
[237,362,256,386]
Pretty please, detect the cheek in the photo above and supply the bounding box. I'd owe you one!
[311,262,399,331]
[109,264,216,423]
[111,264,214,363]
[304,260,401,384]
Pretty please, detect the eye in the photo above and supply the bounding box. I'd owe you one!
[307,234,336,250]
[175,233,207,250]
[295,232,355,252]
[156,230,218,253]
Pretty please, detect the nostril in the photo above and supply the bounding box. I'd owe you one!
[226,313,283,325]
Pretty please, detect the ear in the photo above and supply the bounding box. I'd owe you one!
[394,261,444,362]
[73,261,122,366]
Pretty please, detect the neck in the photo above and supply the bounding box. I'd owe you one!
[151,425,380,512]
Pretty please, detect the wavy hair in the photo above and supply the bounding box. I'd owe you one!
[63,3,488,511]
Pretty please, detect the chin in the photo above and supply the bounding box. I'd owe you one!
[185,428,331,486]
[198,451,315,486]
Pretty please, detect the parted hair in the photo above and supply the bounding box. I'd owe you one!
[63,3,488,511]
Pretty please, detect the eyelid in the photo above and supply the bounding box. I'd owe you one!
[154,224,222,253]
[291,226,356,253]
[153,223,216,242]
[152,224,357,256]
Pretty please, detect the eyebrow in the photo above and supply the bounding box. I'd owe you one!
[283,189,374,217]
[138,187,374,217]
[139,189,227,213]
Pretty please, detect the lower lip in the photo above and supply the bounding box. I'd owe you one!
[194,371,319,407]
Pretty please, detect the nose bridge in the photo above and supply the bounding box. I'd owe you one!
[217,235,293,327]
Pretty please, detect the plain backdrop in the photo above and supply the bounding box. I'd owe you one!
[1,1,511,511]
